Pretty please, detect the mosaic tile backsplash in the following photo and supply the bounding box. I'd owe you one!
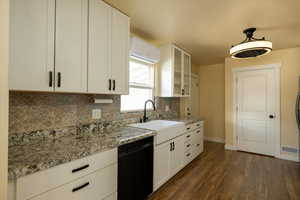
[9,92,180,135]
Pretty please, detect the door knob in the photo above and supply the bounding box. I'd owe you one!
[269,115,275,119]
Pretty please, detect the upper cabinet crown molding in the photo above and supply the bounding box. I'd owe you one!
[157,44,191,97]
[9,0,130,95]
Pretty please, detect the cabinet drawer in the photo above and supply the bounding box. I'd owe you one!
[191,121,203,130]
[184,151,193,164]
[185,133,192,141]
[185,125,193,132]
[185,121,203,132]
[30,164,117,200]
[185,142,192,151]
[103,192,117,200]
[17,148,117,200]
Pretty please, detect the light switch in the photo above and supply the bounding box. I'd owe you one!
[165,105,170,112]
[92,109,101,119]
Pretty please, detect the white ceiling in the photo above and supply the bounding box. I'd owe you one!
[104,0,300,65]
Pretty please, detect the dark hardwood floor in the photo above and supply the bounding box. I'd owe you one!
[150,141,300,200]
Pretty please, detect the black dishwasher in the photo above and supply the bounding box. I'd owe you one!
[118,136,153,200]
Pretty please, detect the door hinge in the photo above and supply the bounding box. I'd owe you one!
[236,106,238,112]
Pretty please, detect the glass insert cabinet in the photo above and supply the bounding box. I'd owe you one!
[157,44,191,97]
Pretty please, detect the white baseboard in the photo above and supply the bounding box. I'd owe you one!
[223,144,300,162]
[224,144,237,151]
[204,137,225,143]
[276,154,300,162]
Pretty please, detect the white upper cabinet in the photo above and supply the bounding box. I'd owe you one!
[173,47,183,96]
[183,52,191,96]
[111,8,130,95]
[88,0,111,94]
[10,0,129,94]
[88,1,130,95]
[158,44,191,97]
[9,0,55,91]
[55,0,88,93]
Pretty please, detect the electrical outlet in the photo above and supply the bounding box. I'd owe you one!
[92,109,101,119]
[165,105,170,112]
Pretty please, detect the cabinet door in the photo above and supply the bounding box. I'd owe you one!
[172,46,183,96]
[154,142,172,191]
[192,128,203,158]
[9,0,55,91]
[183,52,191,96]
[170,135,185,177]
[88,0,111,94]
[111,9,130,95]
[55,0,88,93]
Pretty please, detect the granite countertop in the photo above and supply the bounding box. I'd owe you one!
[8,118,203,180]
[8,126,155,180]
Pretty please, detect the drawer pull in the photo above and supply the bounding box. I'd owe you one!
[72,182,90,193]
[186,135,191,138]
[197,144,200,147]
[197,124,200,127]
[186,144,191,148]
[186,153,191,157]
[197,131,201,133]
[187,127,191,130]
[72,164,90,173]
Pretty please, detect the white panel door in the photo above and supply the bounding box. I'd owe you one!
[9,0,55,91]
[55,0,88,93]
[111,8,130,95]
[153,142,171,191]
[236,68,276,156]
[88,0,111,94]
[170,135,184,176]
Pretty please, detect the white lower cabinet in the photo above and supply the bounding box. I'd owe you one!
[30,164,117,200]
[103,192,117,200]
[154,134,185,191]
[9,148,117,200]
[154,121,204,191]
[170,135,185,177]
[153,141,171,191]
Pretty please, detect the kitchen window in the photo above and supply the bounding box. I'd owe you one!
[121,58,155,111]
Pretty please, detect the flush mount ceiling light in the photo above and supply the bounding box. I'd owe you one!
[230,28,272,59]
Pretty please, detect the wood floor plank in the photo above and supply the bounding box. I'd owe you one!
[150,142,300,200]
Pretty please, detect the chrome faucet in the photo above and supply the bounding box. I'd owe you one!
[142,99,156,123]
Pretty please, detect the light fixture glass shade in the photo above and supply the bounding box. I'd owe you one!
[230,40,272,59]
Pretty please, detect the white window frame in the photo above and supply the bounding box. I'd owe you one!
[121,58,155,112]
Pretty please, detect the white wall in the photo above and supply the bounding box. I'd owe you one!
[0,0,9,198]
